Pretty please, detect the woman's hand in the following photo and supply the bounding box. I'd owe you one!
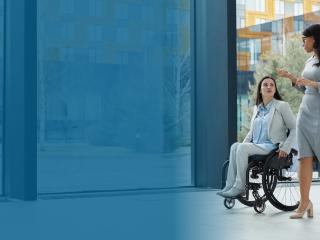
[276,68,292,78]
[278,150,288,158]
[296,77,318,89]
[276,68,297,83]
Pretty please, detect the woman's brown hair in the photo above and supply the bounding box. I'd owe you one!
[255,76,282,106]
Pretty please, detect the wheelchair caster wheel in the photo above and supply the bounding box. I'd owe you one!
[224,198,235,209]
[254,201,266,214]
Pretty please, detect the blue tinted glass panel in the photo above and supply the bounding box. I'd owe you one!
[0,0,3,194]
[37,0,191,192]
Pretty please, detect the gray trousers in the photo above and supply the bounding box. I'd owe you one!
[226,142,269,190]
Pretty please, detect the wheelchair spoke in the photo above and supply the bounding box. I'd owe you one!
[262,156,300,211]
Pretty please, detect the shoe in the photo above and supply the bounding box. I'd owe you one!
[221,187,245,198]
[290,201,313,219]
[216,185,233,196]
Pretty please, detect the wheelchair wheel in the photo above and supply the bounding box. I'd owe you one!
[238,161,265,207]
[253,200,266,214]
[262,153,299,211]
[224,198,235,209]
[221,161,254,207]
[221,160,265,208]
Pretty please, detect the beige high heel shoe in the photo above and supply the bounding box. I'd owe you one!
[290,201,313,219]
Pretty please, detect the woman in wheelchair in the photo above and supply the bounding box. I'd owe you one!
[217,76,296,199]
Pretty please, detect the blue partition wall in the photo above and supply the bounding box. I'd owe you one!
[37,0,192,192]
[0,0,3,195]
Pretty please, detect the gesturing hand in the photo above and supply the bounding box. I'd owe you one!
[296,77,318,89]
[276,68,292,78]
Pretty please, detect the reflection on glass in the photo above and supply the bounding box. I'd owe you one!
[37,0,191,192]
[236,1,320,140]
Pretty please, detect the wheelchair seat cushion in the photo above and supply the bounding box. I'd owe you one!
[248,154,269,163]
[248,149,278,163]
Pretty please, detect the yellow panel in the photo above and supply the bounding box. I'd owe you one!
[283,17,294,34]
[238,28,272,39]
[304,0,320,13]
[304,0,320,21]
[261,38,271,54]
[237,52,250,71]
[245,0,275,27]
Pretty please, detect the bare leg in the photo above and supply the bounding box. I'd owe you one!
[297,157,313,211]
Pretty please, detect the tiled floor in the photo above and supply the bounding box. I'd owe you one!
[0,186,320,240]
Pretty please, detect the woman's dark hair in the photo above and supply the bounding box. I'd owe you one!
[255,76,282,106]
[303,24,320,67]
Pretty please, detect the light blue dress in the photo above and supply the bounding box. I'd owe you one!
[295,56,320,160]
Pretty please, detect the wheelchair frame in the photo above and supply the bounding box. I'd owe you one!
[221,148,300,213]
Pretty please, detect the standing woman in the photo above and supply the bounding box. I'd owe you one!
[277,24,320,219]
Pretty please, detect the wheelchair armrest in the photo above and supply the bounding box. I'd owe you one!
[290,148,298,156]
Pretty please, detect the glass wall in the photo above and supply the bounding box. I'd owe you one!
[0,0,3,194]
[236,1,320,140]
[37,0,191,193]
[236,0,320,179]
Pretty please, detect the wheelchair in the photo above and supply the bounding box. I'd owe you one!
[221,147,300,214]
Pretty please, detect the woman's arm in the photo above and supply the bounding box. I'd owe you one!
[296,77,319,90]
[243,130,252,143]
[242,106,257,143]
[276,68,306,93]
[279,102,296,154]
[276,68,298,83]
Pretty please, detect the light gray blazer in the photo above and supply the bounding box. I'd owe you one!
[243,99,296,154]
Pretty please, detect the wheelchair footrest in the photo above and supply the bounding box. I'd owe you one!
[250,173,259,179]
[247,182,261,191]
[278,176,292,181]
